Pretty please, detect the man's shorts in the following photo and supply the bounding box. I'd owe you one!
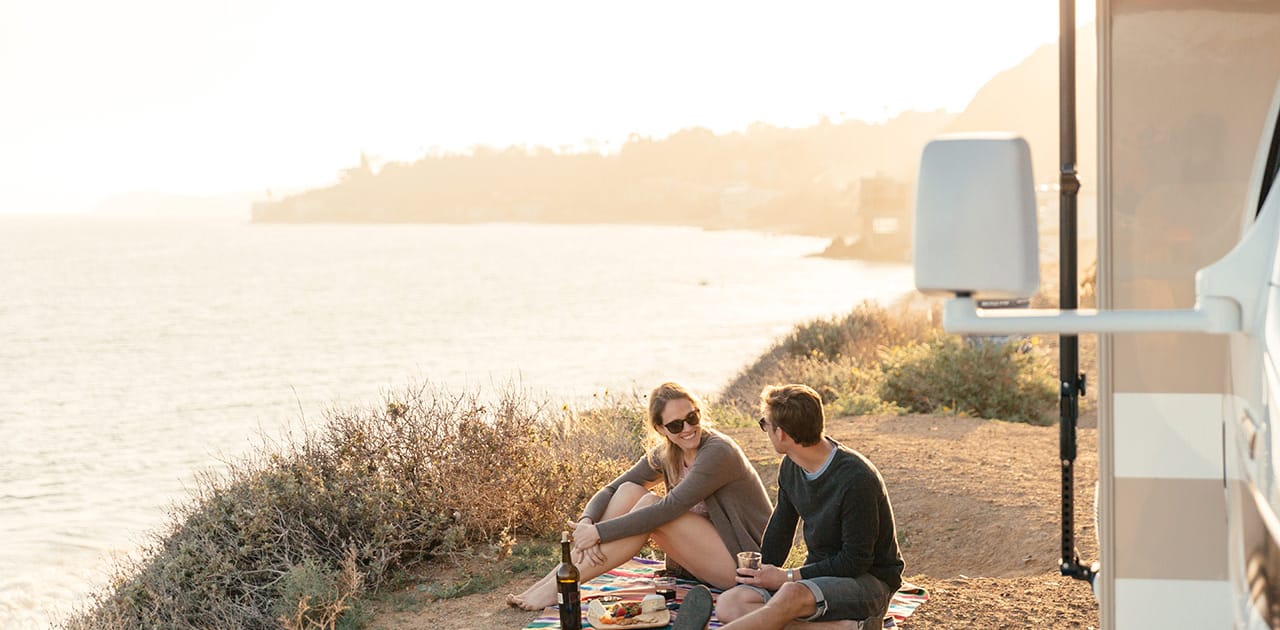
[739,573,893,622]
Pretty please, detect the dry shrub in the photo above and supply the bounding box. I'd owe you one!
[782,301,935,363]
[62,384,641,629]
[275,550,363,630]
[878,334,1058,425]
[705,401,767,429]
[721,297,1056,425]
[719,300,935,413]
[718,343,791,412]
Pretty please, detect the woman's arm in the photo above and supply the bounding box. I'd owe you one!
[594,437,743,542]
[579,453,662,524]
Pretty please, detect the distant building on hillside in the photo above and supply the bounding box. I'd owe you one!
[856,175,912,243]
[822,175,912,262]
[819,172,911,262]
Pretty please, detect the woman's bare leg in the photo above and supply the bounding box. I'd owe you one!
[650,511,736,589]
[508,482,654,609]
[510,492,740,609]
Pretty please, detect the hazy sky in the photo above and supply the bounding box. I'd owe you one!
[0,0,1094,214]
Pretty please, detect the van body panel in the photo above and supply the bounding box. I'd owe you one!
[1112,476,1226,579]
[1100,1,1280,626]
[1113,393,1225,479]
[1114,579,1231,628]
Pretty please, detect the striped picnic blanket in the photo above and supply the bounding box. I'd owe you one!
[521,557,928,629]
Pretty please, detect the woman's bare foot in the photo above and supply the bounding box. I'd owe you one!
[507,576,558,611]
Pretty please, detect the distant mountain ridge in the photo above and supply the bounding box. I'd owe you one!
[121,28,1093,235]
[946,22,1098,188]
[248,112,955,235]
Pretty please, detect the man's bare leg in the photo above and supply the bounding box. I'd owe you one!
[714,585,767,622]
[717,583,856,630]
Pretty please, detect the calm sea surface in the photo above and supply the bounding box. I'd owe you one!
[0,216,911,627]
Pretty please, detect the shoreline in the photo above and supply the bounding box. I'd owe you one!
[243,214,903,261]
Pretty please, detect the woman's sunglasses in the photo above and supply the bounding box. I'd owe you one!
[662,410,701,434]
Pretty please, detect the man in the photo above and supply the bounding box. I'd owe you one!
[677,384,903,629]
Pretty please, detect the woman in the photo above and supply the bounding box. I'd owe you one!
[507,382,773,610]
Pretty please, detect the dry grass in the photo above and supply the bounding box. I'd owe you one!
[60,386,644,629]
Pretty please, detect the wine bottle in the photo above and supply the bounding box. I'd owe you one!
[556,530,582,630]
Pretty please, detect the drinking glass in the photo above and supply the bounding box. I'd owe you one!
[653,575,677,603]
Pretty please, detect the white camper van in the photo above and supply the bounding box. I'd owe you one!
[912,3,1280,628]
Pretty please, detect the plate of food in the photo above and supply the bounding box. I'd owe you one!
[586,594,671,629]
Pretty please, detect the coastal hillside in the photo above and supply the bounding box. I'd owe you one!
[249,111,951,236]
[248,24,1100,263]
[943,22,1098,191]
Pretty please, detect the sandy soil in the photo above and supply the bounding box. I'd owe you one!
[366,414,1100,629]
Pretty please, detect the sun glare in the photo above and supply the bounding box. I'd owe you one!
[0,0,1091,215]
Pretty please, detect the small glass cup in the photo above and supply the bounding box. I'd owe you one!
[736,551,762,570]
[653,575,677,603]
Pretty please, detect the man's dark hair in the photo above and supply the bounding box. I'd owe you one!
[760,384,824,446]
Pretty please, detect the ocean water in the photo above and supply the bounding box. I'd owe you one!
[0,216,912,627]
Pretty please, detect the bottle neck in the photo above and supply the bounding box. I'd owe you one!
[561,539,572,563]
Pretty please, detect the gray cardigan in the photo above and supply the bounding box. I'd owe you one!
[581,430,772,577]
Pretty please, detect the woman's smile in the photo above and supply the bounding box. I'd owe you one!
[676,426,699,444]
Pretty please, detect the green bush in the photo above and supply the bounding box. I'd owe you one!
[878,334,1057,424]
[63,384,643,629]
[827,393,907,417]
[720,301,935,413]
[705,401,760,429]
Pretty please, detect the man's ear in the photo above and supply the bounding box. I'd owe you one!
[775,426,794,446]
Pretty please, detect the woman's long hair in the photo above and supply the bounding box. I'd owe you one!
[645,382,711,486]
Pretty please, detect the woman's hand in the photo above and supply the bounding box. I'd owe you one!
[734,564,788,590]
[567,519,601,550]
[562,519,606,566]
[583,543,607,566]
[570,543,607,567]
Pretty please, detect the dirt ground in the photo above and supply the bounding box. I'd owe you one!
[366,414,1100,629]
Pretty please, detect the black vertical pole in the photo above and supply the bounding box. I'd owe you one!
[1058,0,1095,584]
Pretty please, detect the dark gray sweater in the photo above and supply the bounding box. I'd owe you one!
[760,438,904,591]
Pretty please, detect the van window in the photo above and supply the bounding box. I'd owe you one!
[1260,108,1280,217]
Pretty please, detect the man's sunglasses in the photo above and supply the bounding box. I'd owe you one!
[758,417,771,432]
[663,410,701,434]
